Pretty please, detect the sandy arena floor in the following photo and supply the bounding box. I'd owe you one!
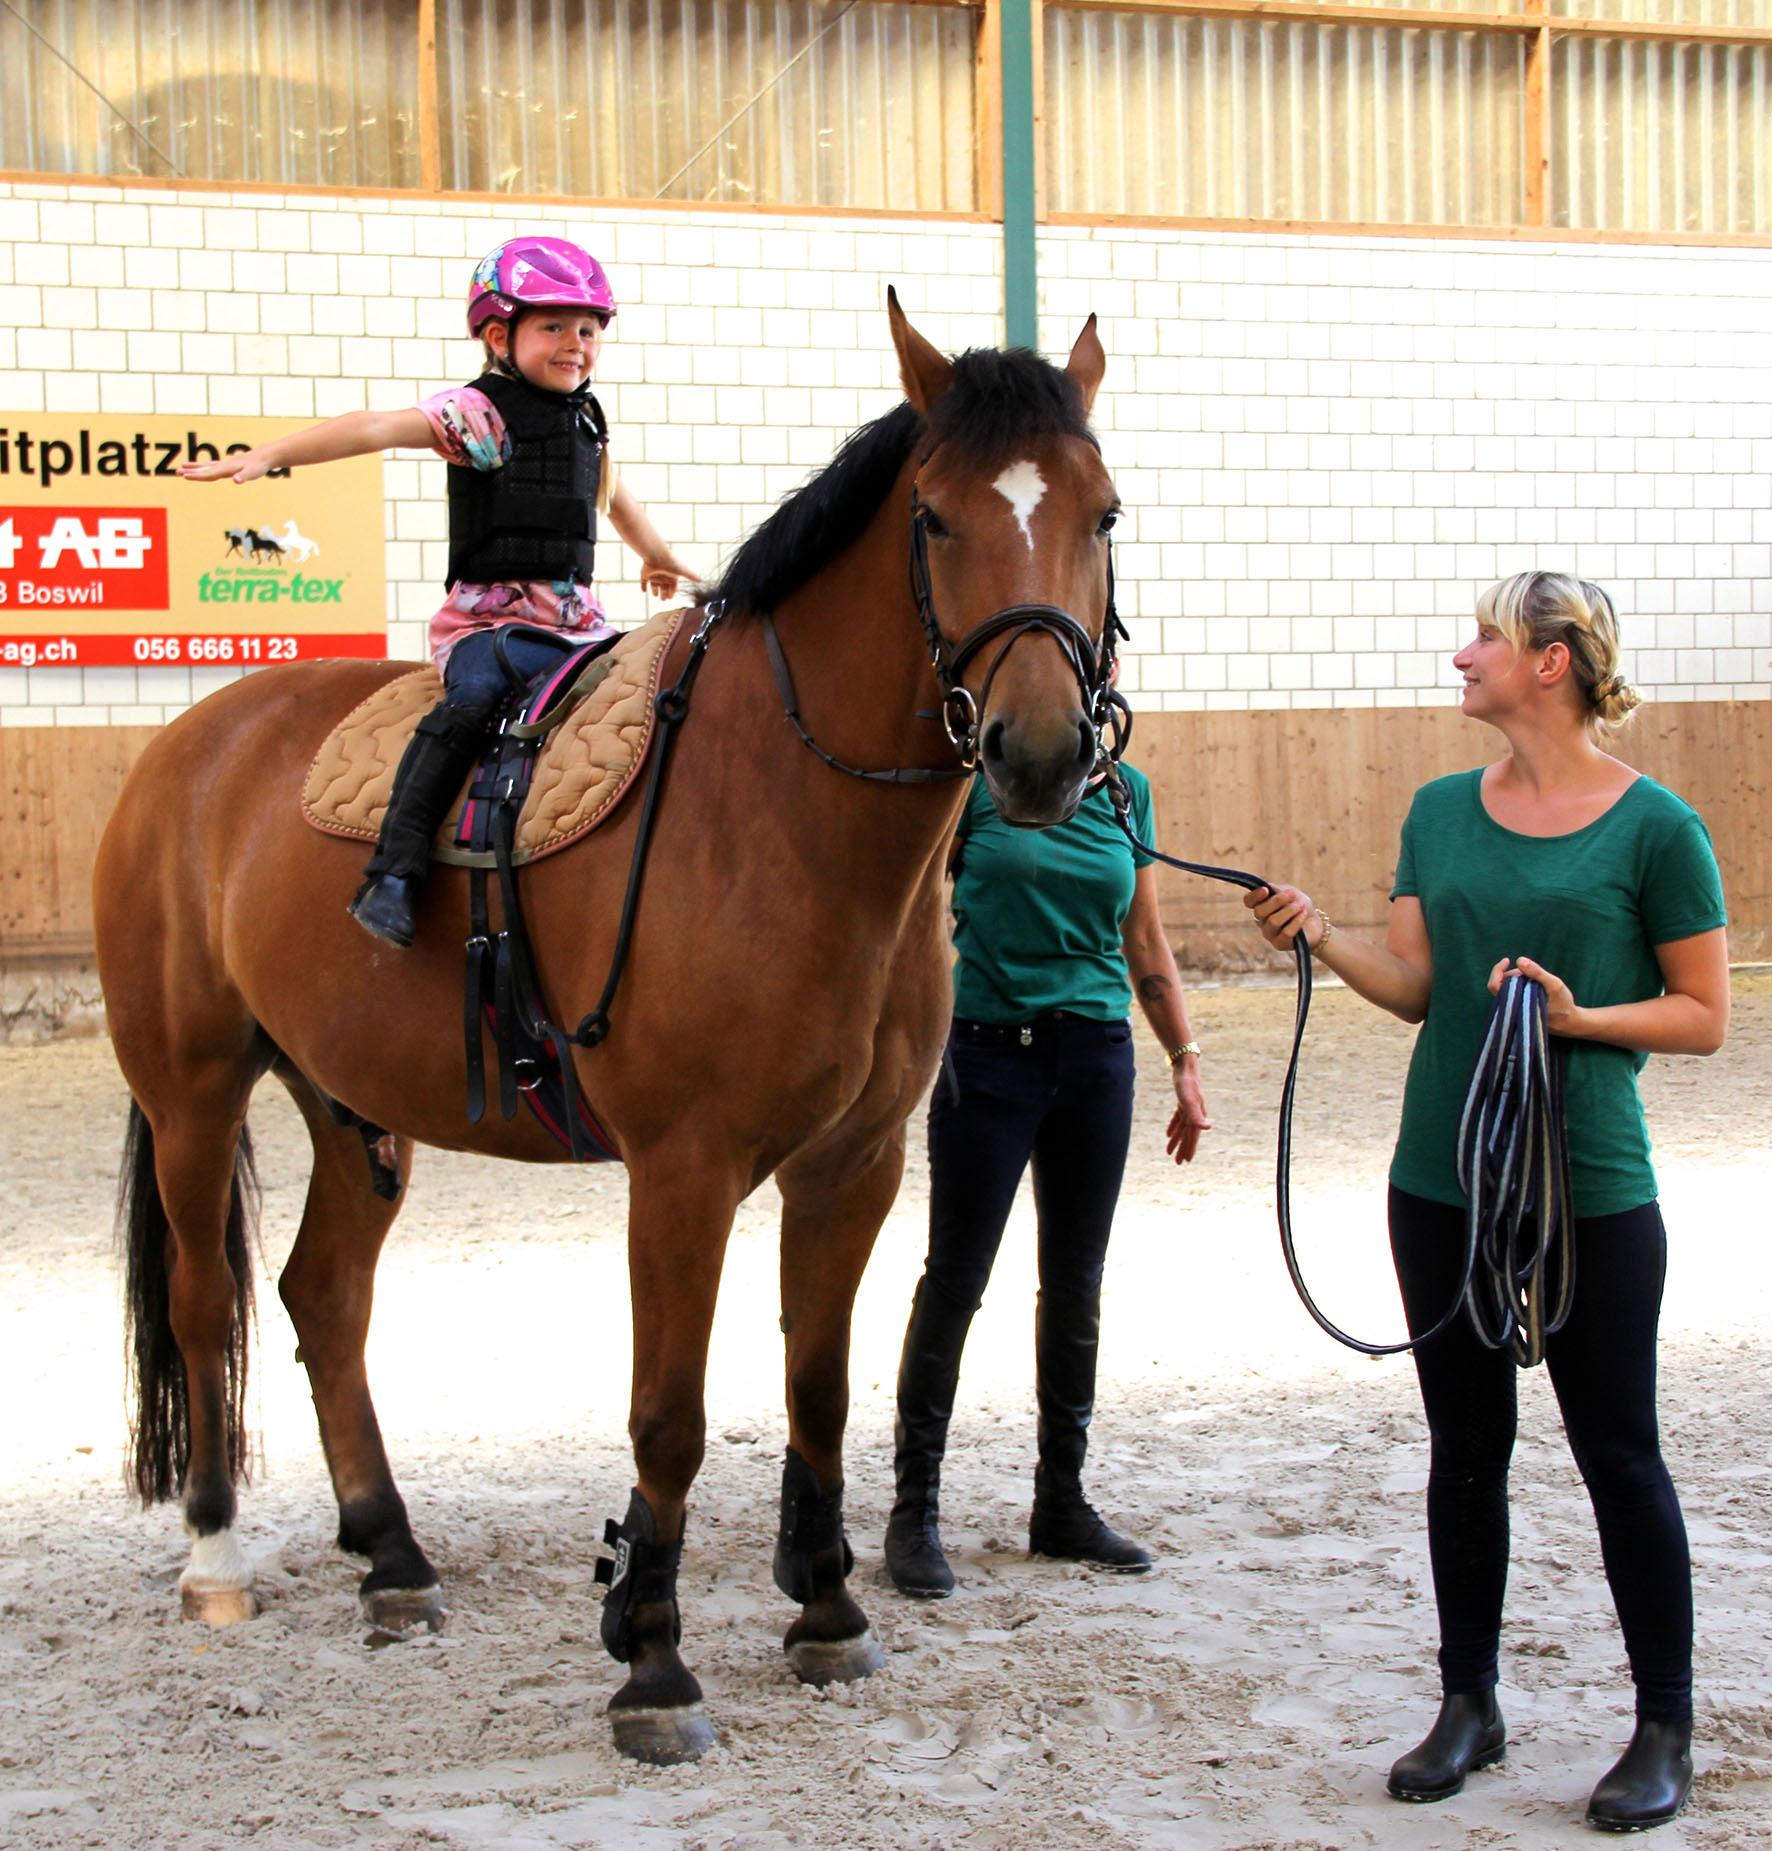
[1,973,1768,1850]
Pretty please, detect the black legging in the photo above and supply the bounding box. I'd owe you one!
[1389,1185,1692,1723]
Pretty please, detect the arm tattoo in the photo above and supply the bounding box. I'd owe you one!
[1137,974,1174,1006]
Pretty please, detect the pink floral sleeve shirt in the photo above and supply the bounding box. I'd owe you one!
[417,383,617,670]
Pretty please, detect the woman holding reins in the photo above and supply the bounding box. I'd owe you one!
[1247,572,1729,1833]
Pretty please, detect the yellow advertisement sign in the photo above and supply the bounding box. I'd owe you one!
[0,415,387,669]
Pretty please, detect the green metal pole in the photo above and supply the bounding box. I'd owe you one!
[1000,0,1038,349]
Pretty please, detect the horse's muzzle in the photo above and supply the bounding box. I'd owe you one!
[977,707,1098,828]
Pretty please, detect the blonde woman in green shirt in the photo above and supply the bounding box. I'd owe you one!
[1247,573,1729,1834]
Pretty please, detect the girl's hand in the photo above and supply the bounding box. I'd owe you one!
[1244,883,1323,952]
[1165,1064,1212,1165]
[178,450,275,484]
[1488,955,1583,1035]
[639,556,696,601]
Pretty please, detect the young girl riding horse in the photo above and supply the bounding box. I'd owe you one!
[180,236,694,948]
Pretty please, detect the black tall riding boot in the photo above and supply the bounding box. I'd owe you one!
[348,703,485,948]
[883,1277,977,1598]
[1028,1288,1151,1571]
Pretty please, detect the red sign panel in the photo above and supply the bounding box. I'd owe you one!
[0,505,170,612]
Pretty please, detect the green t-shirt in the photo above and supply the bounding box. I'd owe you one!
[950,765,1155,1023]
[1389,769,1727,1217]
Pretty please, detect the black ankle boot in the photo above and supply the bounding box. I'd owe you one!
[884,1503,954,1599]
[883,1277,974,1599]
[348,873,421,948]
[1028,1485,1151,1571]
[1388,1691,1507,1801]
[1586,1719,1693,1832]
[348,702,484,949]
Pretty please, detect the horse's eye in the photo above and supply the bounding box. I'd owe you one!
[920,507,950,541]
[1097,509,1120,536]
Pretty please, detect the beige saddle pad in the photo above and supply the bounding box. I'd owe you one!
[302,608,684,868]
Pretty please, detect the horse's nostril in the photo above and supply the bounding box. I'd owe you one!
[981,718,1008,766]
[1076,717,1097,765]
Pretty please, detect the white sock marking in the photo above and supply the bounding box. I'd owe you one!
[993,460,1047,551]
[181,1528,252,1592]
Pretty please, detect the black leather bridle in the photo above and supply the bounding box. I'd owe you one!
[761,478,1131,786]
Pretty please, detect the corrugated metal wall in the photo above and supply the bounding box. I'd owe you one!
[2,0,1768,234]
[1552,0,1769,23]
[1553,36,1772,230]
[436,0,979,208]
[1045,8,1527,225]
[0,0,420,187]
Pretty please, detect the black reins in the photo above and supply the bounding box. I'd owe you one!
[1101,769,1574,1367]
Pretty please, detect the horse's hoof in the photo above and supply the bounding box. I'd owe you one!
[360,1584,446,1643]
[181,1583,258,1626]
[785,1628,886,1687]
[609,1701,716,1765]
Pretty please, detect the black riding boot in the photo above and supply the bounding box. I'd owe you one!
[1027,1289,1151,1572]
[1387,1690,1507,1801]
[883,1277,976,1599]
[348,703,485,948]
[1586,1718,1693,1832]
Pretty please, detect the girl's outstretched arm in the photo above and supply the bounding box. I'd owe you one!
[178,407,435,484]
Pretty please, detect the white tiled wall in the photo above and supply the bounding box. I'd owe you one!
[1,178,1768,725]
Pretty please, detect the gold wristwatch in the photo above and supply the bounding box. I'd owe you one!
[1166,1042,1201,1065]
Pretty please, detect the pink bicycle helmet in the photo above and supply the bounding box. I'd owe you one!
[467,237,616,337]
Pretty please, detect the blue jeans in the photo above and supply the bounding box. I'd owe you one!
[441,625,580,726]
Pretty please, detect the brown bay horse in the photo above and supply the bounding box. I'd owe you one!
[95,298,1121,1763]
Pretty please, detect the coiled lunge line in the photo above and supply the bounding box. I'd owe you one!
[1101,763,1574,1366]
[1456,971,1576,1367]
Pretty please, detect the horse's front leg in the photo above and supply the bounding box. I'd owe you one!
[771,1131,904,1686]
[599,1161,742,1766]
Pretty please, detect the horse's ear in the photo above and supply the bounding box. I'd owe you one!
[887,286,953,416]
[1065,314,1105,416]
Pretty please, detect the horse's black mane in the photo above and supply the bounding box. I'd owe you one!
[709,346,1093,620]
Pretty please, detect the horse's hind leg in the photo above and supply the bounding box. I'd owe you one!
[276,1079,441,1638]
[771,1131,903,1686]
[119,1078,262,1626]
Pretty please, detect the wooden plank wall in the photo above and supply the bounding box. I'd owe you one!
[2,704,1766,969]
[1133,701,1771,965]
[2,726,160,959]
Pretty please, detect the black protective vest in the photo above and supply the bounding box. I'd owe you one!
[445,370,607,589]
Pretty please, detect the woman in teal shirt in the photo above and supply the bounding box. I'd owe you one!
[1249,572,1729,1834]
[884,760,1212,1599]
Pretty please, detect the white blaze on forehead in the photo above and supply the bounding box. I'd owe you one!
[992,459,1047,551]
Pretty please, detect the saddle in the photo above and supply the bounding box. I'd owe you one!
[302,609,689,1165]
[303,608,683,867]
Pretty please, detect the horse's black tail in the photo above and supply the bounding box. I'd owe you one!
[118,1102,259,1507]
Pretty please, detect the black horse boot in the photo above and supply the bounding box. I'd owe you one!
[1388,1691,1507,1801]
[1027,1289,1151,1572]
[1586,1719,1693,1832]
[883,1277,976,1598]
[348,703,485,948]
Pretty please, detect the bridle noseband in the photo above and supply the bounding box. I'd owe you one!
[908,486,1130,773]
